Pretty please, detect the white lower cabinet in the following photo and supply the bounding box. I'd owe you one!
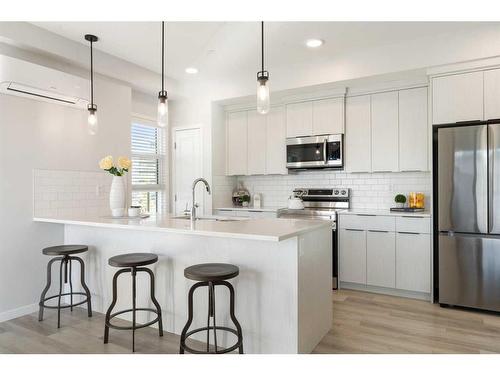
[339,213,431,297]
[339,229,367,284]
[366,230,395,288]
[396,232,431,293]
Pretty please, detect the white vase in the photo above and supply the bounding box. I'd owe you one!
[109,176,126,217]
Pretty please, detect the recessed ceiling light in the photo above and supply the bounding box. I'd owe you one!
[306,39,324,48]
[185,67,198,74]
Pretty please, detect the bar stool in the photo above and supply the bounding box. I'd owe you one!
[38,245,92,328]
[103,253,163,352]
[179,263,243,354]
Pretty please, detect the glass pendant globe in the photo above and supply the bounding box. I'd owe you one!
[87,109,98,135]
[257,80,270,114]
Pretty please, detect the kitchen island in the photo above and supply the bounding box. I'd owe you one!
[33,214,332,354]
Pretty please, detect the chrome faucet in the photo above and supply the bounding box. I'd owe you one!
[191,178,211,222]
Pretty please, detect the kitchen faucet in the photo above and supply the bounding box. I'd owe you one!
[191,178,211,223]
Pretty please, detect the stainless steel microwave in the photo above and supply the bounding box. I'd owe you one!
[286,134,343,169]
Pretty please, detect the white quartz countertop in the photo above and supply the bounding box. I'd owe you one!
[215,206,286,212]
[33,214,329,242]
[339,208,431,217]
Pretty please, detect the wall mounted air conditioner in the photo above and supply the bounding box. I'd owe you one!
[0,54,89,108]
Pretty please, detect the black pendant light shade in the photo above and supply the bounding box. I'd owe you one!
[157,21,168,128]
[85,34,99,135]
[256,21,270,114]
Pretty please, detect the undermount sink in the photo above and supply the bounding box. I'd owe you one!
[172,215,238,222]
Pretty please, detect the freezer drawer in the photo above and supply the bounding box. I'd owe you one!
[439,233,500,312]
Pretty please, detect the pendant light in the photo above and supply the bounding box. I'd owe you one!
[85,34,99,135]
[256,21,270,115]
[157,21,168,128]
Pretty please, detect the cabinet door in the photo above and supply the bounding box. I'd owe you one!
[286,101,313,137]
[266,106,287,174]
[345,95,371,172]
[484,69,500,121]
[339,229,366,284]
[432,71,484,124]
[399,87,428,172]
[312,97,345,135]
[396,232,431,293]
[226,111,248,176]
[247,110,267,175]
[371,91,399,172]
[366,230,396,288]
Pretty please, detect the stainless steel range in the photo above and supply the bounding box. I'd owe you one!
[278,188,350,289]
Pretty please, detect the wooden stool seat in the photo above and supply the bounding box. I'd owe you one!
[108,253,158,268]
[184,263,239,282]
[42,245,88,256]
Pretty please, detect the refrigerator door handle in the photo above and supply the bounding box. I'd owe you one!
[489,124,500,234]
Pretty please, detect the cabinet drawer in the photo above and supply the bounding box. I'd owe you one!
[339,214,395,231]
[215,209,237,217]
[396,216,430,234]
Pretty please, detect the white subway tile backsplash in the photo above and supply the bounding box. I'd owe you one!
[216,170,432,210]
[33,169,114,218]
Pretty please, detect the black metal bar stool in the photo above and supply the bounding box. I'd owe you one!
[179,263,243,354]
[103,253,163,352]
[38,245,92,328]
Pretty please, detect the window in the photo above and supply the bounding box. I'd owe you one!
[131,118,166,214]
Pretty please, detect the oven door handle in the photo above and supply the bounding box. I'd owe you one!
[323,139,328,164]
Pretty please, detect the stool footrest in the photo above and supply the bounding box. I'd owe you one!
[39,292,89,310]
[105,308,160,330]
[181,326,242,354]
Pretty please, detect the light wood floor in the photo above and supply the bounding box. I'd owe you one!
[2,289,500,354]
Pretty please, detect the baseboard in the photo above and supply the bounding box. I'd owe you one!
[339,282,432,302]
[0,303,39,323]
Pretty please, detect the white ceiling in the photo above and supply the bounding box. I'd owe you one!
[33,22,492,81]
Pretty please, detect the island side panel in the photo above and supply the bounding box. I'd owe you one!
[297,225,332,353]
[64,224,299,354]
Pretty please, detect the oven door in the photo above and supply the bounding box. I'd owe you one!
[286,134,342,169]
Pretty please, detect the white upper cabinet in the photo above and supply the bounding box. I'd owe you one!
[286,101,313,138]
[484,68,500,121]
[312,97,345,135]
[399,87,428,172]
[345,95,371,173]
[432,71,484,124]
[266,106,287,175]
[371,91,399,172]
[226,111,248,176]
[247,110,267,175]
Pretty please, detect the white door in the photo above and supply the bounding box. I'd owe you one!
[226,111,248,175]
[247,110,267,175]
[484,68,500,121]
[432,71,484,124]
[396,232,431,293]
[286,101,313,137]
[266,106,287,174]
[339,228,367,284]
[366,230,396,288]
[345,95,371,172]
[312,97,345,135]
[371,91,399,172]
[174,127,203,215]
[399,87,428,172]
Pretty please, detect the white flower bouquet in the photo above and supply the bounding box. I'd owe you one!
[99,155,131,176]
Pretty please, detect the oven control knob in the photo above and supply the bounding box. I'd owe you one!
[334,190,339,195]
[341,190,346,195]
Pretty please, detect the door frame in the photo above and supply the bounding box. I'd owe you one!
[171,125,204,215]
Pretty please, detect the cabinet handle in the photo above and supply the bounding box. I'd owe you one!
[398,231,420,235]
[368,230,389,233]
[401,215,425,219]
[248,210,263,212]
[356,214,376,217]
[344,228,364,232]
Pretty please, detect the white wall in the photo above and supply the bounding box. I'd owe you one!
[0,76,131,320]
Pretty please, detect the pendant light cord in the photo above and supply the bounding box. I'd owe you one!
[90,39,94,106]
[161,21,165,92]
[261,21,264,72]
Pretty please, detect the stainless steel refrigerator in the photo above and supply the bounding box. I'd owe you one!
[435,121,500,312]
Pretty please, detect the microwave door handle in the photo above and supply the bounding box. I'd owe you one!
[323,139,327,164]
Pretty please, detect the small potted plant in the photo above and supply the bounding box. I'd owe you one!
[394,194,407,208]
